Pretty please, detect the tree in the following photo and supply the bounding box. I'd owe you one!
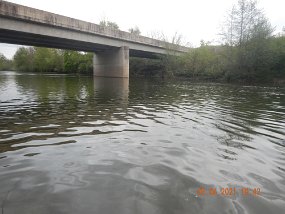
[13,46,93,74]
[0,54,13,71]
[13,47,35,72]
[33,47,63,72]
[77,52,93,73]
[14,47,64,73]
[269,36,285,79]
[63,51,92,73]
[159,32,184,78]
[128,26,141,36]
[34,47,52,72]
[99,19,119,30]
[221,0,274,82]
[221,0,273,46]
[63,50,80,72]
[180,42,224,79]
[148,31,164,40]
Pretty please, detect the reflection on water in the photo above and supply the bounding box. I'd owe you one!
[0,71,285,214]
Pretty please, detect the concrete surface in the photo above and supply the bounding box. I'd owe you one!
[93,47,129,78]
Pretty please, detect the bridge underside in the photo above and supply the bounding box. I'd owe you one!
[0,29,162,78]
[0,29,160,58]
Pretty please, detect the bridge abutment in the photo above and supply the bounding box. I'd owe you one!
[93,46,129,78]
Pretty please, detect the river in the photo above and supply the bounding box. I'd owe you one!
[0,71,284,214]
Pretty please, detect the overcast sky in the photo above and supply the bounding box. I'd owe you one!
[0,0,284,59]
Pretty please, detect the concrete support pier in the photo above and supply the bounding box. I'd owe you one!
[93,46,129,78]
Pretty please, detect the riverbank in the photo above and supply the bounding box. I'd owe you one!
[1,32,284,84]
[2,69,285,87]
[0,31,283,82]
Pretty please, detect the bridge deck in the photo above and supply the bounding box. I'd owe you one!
[0,1,189,57]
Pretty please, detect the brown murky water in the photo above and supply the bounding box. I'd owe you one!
[0,71,285,214]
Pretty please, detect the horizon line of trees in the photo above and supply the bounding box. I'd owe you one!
[8,47,93,74]
[0,0,284,84]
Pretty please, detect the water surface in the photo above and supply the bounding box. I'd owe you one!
[0,71,285,214]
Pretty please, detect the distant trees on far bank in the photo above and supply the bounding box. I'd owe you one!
[11,47,93,74]
[154,0,285,83]
[0,54,13,71]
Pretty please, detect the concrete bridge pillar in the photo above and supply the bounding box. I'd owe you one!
[93,46,129,78]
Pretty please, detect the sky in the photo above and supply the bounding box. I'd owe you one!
[0,0,284,59]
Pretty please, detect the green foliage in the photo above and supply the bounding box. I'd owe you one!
[63,51,92,73]
[14,47,35,72]
[0,54,14,71]
[63,51,79,73]
[13,47,92,74]
[130,57,163,77]
[165,35,285,83]
[33,47,63,72]
[269,36,285,78]
[181,45,219,77]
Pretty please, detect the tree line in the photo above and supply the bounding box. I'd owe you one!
[9,47,93,74]
[137,0,285,83]
[0,54,13,70]
[0,0,284,83]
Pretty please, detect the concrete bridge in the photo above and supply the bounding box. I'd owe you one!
[0,1,188,78]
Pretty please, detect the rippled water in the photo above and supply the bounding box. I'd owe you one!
[0,71,285,214]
